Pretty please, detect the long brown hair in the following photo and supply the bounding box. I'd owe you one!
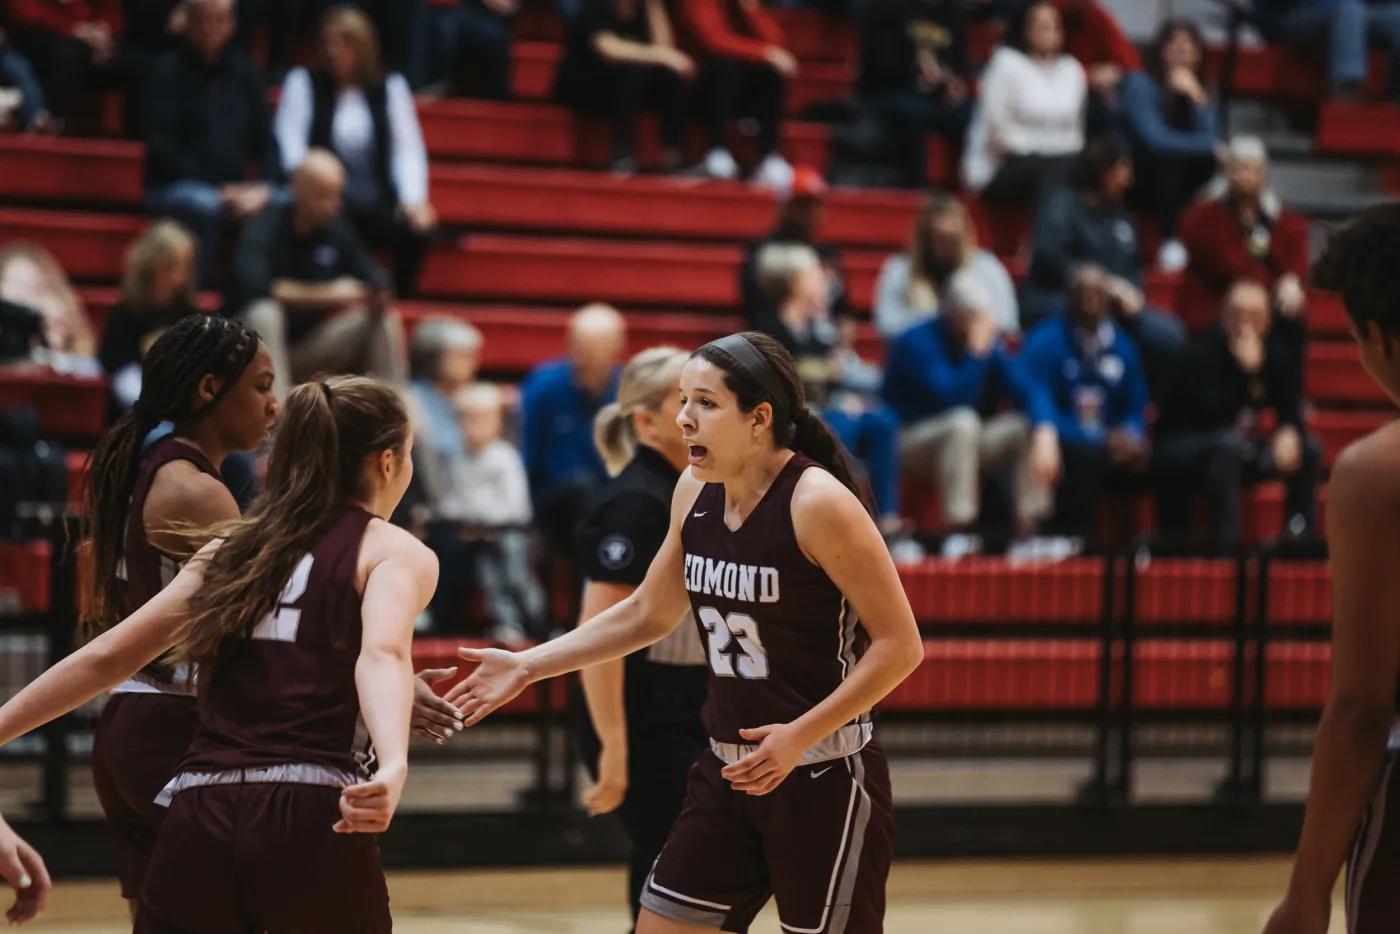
[177,375,408,666]
[82,314,260,636]
[692,332,869,509]
[906,193,975,311]
[320,5,384,88]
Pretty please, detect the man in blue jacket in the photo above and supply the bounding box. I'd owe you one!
[1021,264,1151,538]
[883,269,1061,539]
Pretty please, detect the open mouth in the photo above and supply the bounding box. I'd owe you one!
[687,444,709,463]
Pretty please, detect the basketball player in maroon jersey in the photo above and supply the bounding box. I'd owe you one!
[0,375,435,931]
[453,332,924,933]
[1263,204,1400,934]
[80,314,275,915]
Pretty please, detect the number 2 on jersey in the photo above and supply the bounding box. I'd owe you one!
[251,554,314,642]
[697,606,769,679]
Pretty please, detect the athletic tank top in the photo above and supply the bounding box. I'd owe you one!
[114,436,219,696]
[172,506,377,786]
[680,453,873,759]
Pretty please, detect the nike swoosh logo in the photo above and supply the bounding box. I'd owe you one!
[693,512,707,517]
[811,766,833,779]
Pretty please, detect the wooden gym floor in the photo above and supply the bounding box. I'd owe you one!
[11,857,1343,933]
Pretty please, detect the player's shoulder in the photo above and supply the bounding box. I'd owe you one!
[672,468,707,513]
[791,461,858,512]
[148,461,238,526]
[1331,420,1400,516]
[362,518,437,572]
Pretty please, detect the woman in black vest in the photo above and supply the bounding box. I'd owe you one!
[273,5,436,296]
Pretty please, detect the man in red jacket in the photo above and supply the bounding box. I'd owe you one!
[7,0,125,130]
[675,0,798,188]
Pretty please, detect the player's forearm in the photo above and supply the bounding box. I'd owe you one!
[1287,699,1394,900]
[0,631,149,746]
[355,647,414,772]
[521,595,667,683]
[789,634,922,751]
[580,657,628,747]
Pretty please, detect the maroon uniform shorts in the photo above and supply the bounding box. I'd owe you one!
[91,693,200,900]
[1348,748,1400,934]
[642,742,894,934]
[135,782,391,934]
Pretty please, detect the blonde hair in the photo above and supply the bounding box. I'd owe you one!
[593,346,687,476]
[906,193,976,313]
[753,243,821,305]
[320,5,383,88]
[120,220,198,310]
[0,241,94,357]
[455,381,502,414]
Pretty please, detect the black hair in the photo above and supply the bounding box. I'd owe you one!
[1312,202,1400,337]
[1071,135,1132,192]
[693,332,871,512]
[82,314,260,635]
[1004,1,1060,56]
[1147,17,1207,84]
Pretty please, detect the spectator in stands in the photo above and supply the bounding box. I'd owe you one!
[1052,0,1140,130]
[225,149,408,401]
[855,0,972,190]
[142,0,276,287]
[676,0,796,187]
[1177,136,1310,337]
[275,5,436,297]
[1251,0,1400,98]
[1021,263,1150,538]
[874,192,1019,341]
[99,220,200,413]
[740,166,851,327]
[882,268,1060,546]
[6,0,127,131]
[554,0,693,175]
[0,242,98,373]
[1023,137,1187,402]
[752,242,906,536]
[1154,279,1321,550]
[961,1,1086,206]
[521,303,624,552]
[1119,18,1222,272]
[0,31,51,131]
[419,0,515,99]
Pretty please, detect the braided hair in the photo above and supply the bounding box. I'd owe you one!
[82,314,260,635]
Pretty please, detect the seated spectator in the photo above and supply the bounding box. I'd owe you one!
[882,269,1060,542]
[855,0,972,190]
[419,0,514,98]
[275,5,436,297]
[740,166,850,327]
[1021,264,1150,538]
[553,0,693,174]
[7,0,127,132]
[1154,280,1321,551]
[224,149,407,400]
[409,316,483,519]
[961,1,1085,206]
[1120,19,1221,270]
[0,31,50,131]
[1177,136,1310,338]
[676,0,796,187]
[1052,0,1140,130]
[1023,138,1186,401]
[874,192,1019,340]
[99,220,200,412]
[522,303,624,552]
[1251,0,1400,99]
[753,243,905,535]
[0,242,98,373]
[142,0,276,287]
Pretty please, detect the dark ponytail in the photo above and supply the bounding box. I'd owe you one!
[693,332,869,509]
[81,314,259,637]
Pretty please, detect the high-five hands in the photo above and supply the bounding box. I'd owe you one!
[443,647,533,727]
[412,668,464,744]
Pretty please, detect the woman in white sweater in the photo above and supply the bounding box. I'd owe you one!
[961,1,1086,206]
[274,5,437,296]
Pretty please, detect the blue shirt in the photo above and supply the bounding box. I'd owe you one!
[1117,70,1218,159]
[1252,0,1357,33]
[1019,315,1148,449]
[520,358,618,503]
[881,317,1055,427]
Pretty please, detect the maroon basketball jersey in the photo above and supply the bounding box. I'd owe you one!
[117,436,219,694]
[174,507,377,784]
[680,454,872,755]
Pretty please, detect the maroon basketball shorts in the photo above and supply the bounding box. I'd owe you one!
[642,742,894,934]
[91,692,200,900]
[135,782,391,934]
[1348,747,1400,933]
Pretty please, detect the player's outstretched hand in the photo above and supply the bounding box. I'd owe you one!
[0,814,49,924]
[412,667,464,744]
[720,723,805,796]
[445,647,532,727]
[1260,890,1330,934]
[333,762,406,835]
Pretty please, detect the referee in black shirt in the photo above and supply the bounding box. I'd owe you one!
[573,346,708,928]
